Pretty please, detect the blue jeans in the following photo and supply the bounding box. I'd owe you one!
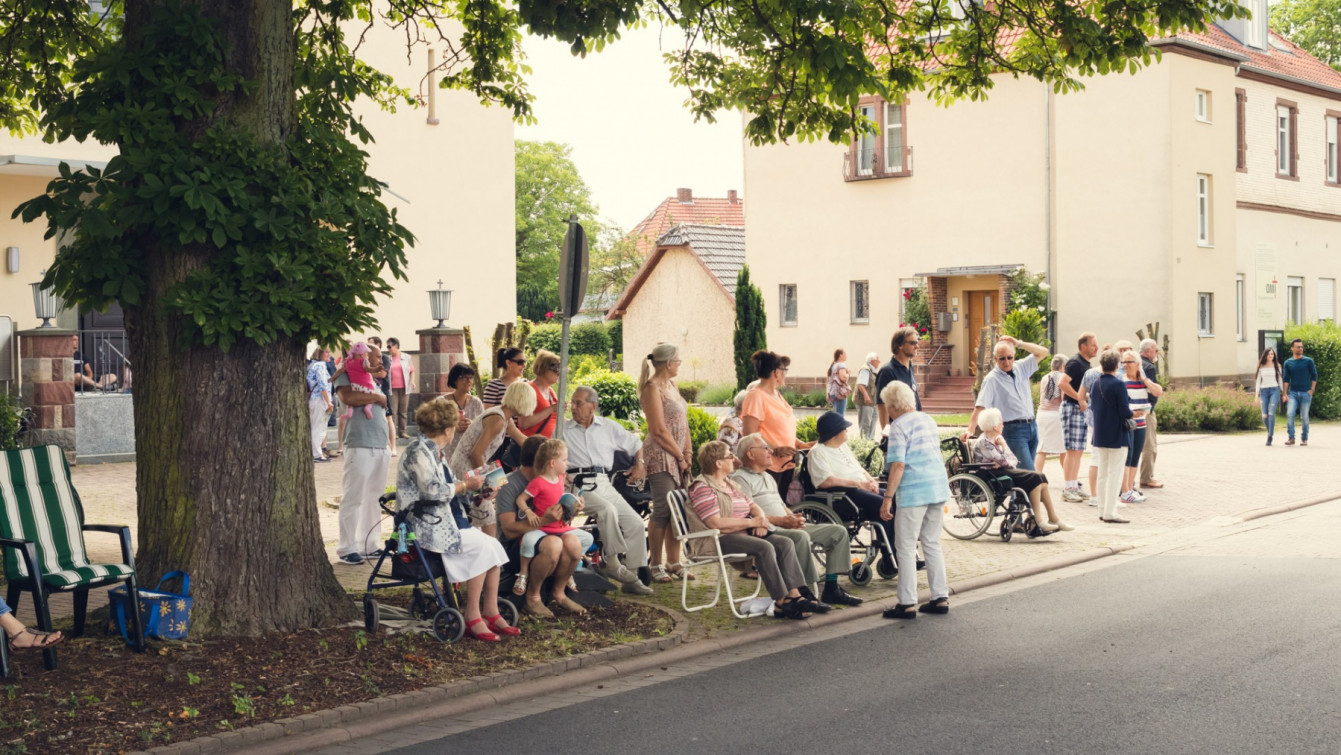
[1125,427,1146,468]
[832,397,847,415]
[1287,391,1312,441]
[1259,387,1280,442]
[1002,421,1039,471]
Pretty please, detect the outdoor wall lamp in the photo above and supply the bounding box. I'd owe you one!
[5,246,16,274]
[429,279,453,328]
[31,271,59,328]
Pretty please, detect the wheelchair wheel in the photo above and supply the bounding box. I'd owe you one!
[850,561,873,586]
[496,598,520,628]
[363,596,380,634]
[410,587,438,621]
[793,502,842,527]
[875,552,898,580]
[432,607,466,643]
[943,474,995,540]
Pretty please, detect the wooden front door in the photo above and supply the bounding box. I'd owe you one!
[965,290,998,376]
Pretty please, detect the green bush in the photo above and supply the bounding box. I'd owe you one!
[613,415,647,437]
[0,393,24,450]
[1155,385,1260,432]
[698,383,738,406]
[1285,321,1341,420]
[569,321,612,356]
[780,388,827,408]
[568,354,607,382]
[795,416,818,443]
[1000,308,1051,380]
[847,435,884,476]
[902,283,931,337]
[527,323,561,355]
[606,320,623,354]
[687,405,721,475]
[678,380,707,403]
[582,369,640,420]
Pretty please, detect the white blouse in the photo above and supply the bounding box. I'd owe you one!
[1255,366,1280,394]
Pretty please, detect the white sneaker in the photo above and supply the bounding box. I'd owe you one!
[1062,489,1086,503]
[1132,490,1148,502]
[1119,490,1139,504]
[1087,496,1099,507]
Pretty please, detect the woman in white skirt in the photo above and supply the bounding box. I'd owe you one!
[1034,354,1068,473]
[397,397,518,642]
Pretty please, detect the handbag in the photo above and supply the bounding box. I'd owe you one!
[108,571,192,642]
[1101,380,1138,433]
[489,436,521,470]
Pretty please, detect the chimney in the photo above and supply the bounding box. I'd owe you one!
[727,190,738,204]
[676,187,693,203]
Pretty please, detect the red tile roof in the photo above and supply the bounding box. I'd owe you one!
[1164,25,1341,94]
[624,189,745,261]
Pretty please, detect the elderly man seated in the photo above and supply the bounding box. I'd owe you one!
[560,386,654,595]
[496,436,586,617]
[731,433,863,607]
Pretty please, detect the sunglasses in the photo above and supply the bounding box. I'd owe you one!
[996,355,1015,362]
[547,365,560,373]
[509,359,525,366]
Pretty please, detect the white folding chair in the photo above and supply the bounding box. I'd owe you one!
[667,490,763,618]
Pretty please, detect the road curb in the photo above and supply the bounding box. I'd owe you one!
[136,541,1144,755]
[1235,490,1341,522]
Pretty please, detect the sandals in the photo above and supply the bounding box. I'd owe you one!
[882,603,917,620]
[512,573,528,596]
[7,627,63,651]
[771,597,812,621]
[650,565,675,583]
[918,597,950,615]
[665,563,695,581]
[484,614,521,636]
[465,617,499,642]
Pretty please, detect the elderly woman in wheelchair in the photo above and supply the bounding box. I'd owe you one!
[969,408,1073,534]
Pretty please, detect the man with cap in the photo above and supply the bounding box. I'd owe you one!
[732,433,864,606]
[806,411,898,570]
[963,335,1050,470]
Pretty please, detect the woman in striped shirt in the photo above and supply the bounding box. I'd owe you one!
[482,348,526,409]
[1119,353,1162,503]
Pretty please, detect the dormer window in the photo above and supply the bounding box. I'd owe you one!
[1244,0,1266,49]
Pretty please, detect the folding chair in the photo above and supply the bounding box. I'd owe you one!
[0,445,145,671]
[667,489,763,618]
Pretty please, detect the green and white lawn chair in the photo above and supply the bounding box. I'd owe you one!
[0,445,145,671]
[667,489,763,618]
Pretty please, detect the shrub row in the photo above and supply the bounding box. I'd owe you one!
[1155,385,1260,432]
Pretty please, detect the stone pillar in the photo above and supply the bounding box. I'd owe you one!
[18,328,76,455]
[414,328,468,414]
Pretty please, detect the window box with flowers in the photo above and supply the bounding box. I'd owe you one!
[901,284,931,339]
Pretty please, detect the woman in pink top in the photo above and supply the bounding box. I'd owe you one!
[741,349,813,495]
[386,338,414,439]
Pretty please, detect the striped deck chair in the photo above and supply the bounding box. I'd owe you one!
[0,445,145,671]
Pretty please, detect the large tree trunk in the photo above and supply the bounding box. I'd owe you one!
[124,0,356,636]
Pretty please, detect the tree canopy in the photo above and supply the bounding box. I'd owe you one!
[514,140,600,321]
[1270,0,1341,70]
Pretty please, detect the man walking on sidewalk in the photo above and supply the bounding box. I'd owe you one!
[1282,338,1318,447]
[1138,338,1163,489]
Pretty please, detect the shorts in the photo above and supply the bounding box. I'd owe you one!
[519,527,593,558]
[1060,402,1088,451]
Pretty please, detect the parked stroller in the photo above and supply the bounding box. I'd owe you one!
[362,492,519,643]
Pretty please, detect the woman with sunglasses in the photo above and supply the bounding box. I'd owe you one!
[518,350,561,438]
[483,347,527,409]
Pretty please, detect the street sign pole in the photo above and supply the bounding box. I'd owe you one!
[555,216,589,440]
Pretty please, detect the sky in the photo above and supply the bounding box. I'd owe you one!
[516,24,745,232]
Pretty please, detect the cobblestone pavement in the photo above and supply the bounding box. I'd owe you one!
[51,426,1338,624]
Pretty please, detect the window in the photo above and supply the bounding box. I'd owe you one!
[1320,278,1337,322]
[1235,89,1247,172]
[857,104,876,177]
[1236,274,1246,341]
[884,102,905,174]
[1245,0,1265,49]
[1195,90,1211,122]
[1196,174,1212,245]
[1277,101,1298,178]
[899,278,918,322]
[1287,276,1304,324]
[780,284,798,327]
[1197,293,1214,337]
[1327,114,1339,185]
[850,280,870,324]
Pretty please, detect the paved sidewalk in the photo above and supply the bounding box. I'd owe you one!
[52,427,1337,623]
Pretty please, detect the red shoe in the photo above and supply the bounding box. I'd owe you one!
[485,614,521,636]
[465,617,500,642]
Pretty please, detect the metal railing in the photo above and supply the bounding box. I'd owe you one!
[76,329,132,393]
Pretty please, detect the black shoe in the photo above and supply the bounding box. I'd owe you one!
[796,587,833,613]
[821,584,864,606]
[916,559,926,571]
[882,603,917,620]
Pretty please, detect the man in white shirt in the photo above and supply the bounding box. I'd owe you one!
[732,433,863,607]
[561,386,653,594]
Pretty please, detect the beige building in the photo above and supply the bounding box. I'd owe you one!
[0,14,514,381]
[744,12,1341,389]
[609,224,745,387]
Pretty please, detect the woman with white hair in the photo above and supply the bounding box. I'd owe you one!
[971,407,1071,533]
[639,343,693,582]
[879,381,951,620]
[1034,354,1069,472]
[448,380,537,535]
[854,352,881,440]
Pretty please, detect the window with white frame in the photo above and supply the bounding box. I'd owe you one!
[850,280,870,324]
[1277,103,1297,177]
[1236,274,1246,341]
[1287,276,1304,324]
[1196,174,1212,245]
[1327,115,1339,184]
[884,102,905,174]
[899,278,918,321]
[1197,292,1214,336]
[1245,0,1265,48]
[1320,278,1336,322]
[780,284,798,326]
[1195,90,1211,122]
[857,104,876,176]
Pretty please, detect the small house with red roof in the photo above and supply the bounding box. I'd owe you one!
[745,8,1341,400]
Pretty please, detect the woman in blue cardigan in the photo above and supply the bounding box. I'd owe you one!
[1091,350,1134,523]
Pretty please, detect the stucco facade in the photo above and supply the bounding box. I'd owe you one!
[621,247,737,387]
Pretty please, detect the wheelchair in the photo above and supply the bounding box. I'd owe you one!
[569,448,652,576]
[940,437,1051,542]
[362,492,519,643]
[789,450,897,587]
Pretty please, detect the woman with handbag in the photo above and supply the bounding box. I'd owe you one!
[448,381,536,535]
[1119,353,1162,503]
[399,397,518,642]
[1091,350,1135,524]
[826,349,851,416]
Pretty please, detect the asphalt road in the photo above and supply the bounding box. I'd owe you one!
[386,537,1341,754]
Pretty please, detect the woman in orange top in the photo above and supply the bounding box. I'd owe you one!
[740,350,814,494]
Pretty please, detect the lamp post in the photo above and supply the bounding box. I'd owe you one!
[428,279,452,329]
[31,273,59,329]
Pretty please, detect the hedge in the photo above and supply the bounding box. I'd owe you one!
[581,369,639,420]
[1284,321,1341,420]
[569,321,612,356]
[1155,385,1259,432]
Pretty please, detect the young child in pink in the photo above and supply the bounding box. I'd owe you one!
[339,341,384,420]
